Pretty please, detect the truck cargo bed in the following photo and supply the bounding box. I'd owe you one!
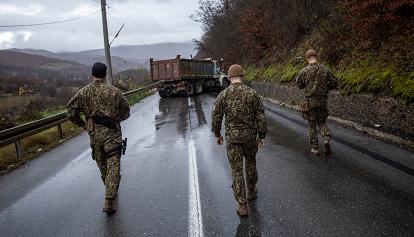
[150,55,215,81]
[150,55,228,97]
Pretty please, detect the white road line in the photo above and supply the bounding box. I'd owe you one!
[69,149,91,164]
[188,97,204,237]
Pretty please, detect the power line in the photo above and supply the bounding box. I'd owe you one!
[109,16,153,68]
[91,0,109,7]
[107,0,174,56]
[134,1,195,58]
[109,14,168,65]
[110,15,145,45]
[0,10,102,28]
[110,23,125,46]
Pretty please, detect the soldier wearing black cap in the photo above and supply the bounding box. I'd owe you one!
[67,62,130,213]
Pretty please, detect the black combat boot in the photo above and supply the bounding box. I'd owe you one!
[103,198,116,214]
[324,141,332,155]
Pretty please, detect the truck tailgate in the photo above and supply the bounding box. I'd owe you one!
[150,58,180,81]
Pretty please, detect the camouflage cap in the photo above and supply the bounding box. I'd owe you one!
[228,64,244,78]
[306,49,318,58]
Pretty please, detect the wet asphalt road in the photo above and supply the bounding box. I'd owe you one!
[0,93,413,237]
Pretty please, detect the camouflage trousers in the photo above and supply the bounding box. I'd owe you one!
[307,106,331,149]
[92,143,121,200]
[227,139,258,204]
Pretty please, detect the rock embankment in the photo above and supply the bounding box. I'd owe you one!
[252,82,414,144]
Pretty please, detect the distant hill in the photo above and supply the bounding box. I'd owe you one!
[8,41,197,73]
[82,41,197,60]
[8,48,141,74]
[0,50,89,81]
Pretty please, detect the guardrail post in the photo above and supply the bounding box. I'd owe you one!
[14,140,22,159]
[57,124,63,140]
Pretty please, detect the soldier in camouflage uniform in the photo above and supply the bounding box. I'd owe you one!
[296,50,338,156]
[212,64,267,217]
[67,62,130,213]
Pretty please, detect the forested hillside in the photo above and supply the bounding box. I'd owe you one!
[194,0,414,102]
[0,51,149,130]
[0,51,89,96]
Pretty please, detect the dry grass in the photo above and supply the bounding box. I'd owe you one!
[0,96,33,111]
[0,122,83,173]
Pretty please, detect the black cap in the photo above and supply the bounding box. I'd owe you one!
[92,62,107,78]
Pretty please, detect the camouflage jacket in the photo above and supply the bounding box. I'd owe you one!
[67,80,130,143]
[212,83,267,143]
[296,63,338,105]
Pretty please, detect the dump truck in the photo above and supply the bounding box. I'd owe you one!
[150,55,229,97]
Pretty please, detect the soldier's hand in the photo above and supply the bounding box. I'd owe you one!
[257,139,264,147]
[216,136,224,145]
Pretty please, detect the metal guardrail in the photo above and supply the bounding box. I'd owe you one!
[0,82,160,158]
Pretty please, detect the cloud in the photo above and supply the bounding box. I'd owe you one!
[0,31,34,49]
[0,3,43,16]
[66,3,98,17]
[17,31,33,41]
[0,32,15,48]
[0,0,201,51]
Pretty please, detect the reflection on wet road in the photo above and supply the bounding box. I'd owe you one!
[0,93,413,237]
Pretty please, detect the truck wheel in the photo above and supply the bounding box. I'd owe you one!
[158,90,171,98]
[185,82,194,96]
[158,91,167,98]
[195,81,203,95]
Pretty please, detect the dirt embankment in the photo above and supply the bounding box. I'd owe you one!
[252,82,414,142]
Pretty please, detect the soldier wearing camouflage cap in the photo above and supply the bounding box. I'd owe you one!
[67,62,130,213]
[296,50,339,156]
[212,64,267,217]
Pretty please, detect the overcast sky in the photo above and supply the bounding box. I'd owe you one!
[0,0,202,52]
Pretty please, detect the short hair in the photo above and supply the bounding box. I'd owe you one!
[306,49,318,58]
[92,62,107,78]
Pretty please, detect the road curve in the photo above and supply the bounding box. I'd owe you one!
[0,93,413,237]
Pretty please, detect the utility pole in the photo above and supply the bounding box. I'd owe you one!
[101,0,113,85]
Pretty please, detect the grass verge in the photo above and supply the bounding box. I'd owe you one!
[0,122,83,174]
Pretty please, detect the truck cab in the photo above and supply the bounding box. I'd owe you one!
[212,59,229,88]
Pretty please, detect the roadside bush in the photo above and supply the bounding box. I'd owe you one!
[21,98,42,121]
[0,112,15,131]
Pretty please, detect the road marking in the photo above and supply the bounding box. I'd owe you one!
[69,149,91,164]
[188,97,204,237]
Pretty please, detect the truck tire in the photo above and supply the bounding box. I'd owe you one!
[158,90,171,98]
[158,91,166,98]
[195,81,203,95]
[185,82,195,96]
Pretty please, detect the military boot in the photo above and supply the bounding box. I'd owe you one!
[324,141,332,155]
[311,148,320,156]
[103,198,116,214]
[247,186,257,201]
[236,202,248,217]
